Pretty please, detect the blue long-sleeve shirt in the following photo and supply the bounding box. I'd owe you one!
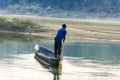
[55,28,67,41]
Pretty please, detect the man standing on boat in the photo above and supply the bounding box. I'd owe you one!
[54,24,67,58]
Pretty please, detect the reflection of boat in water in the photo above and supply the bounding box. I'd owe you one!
[34,44,63,67]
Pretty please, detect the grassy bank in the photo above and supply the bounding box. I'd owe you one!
[0,16,35,32]
[0,15,120,43]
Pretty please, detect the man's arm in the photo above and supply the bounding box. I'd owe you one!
[63,30,67,43]
[63,36,66,43]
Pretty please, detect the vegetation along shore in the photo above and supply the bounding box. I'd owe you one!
[0,14,120,43]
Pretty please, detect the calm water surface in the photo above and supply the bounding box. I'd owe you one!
[0,40,120,80]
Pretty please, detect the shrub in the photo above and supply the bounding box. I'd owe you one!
[0,17,35,32]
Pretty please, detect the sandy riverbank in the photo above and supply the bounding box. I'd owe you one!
[0,14,120,43]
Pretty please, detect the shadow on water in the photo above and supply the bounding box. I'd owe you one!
[0,32,45,43]
[0,33,36,62]
[0,33,29,43]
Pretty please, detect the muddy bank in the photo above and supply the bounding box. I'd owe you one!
[0,14,120,43]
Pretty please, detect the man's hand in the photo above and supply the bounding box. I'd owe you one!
[63,36,66,43]
[63,39,65,43]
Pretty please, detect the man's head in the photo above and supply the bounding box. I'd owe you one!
[62,24,66,29]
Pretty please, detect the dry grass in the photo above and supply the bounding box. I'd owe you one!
[1,14,120,43]
[33,17,120,43]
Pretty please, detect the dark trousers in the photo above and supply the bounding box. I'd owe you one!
[54,40,62,58]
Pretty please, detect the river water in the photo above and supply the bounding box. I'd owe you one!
[0,34,120,80]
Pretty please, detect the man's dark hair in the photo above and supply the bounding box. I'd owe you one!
[62,24,66,29]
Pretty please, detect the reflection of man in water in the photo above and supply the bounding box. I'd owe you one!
[53,67,62,80]
[54,24,67,58]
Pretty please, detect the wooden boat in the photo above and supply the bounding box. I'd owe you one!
[34,44,63,67]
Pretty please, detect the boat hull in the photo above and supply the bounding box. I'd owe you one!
[34,45,62,67]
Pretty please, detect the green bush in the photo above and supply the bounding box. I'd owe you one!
[0,17,8,30]
[0,17,35,32]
